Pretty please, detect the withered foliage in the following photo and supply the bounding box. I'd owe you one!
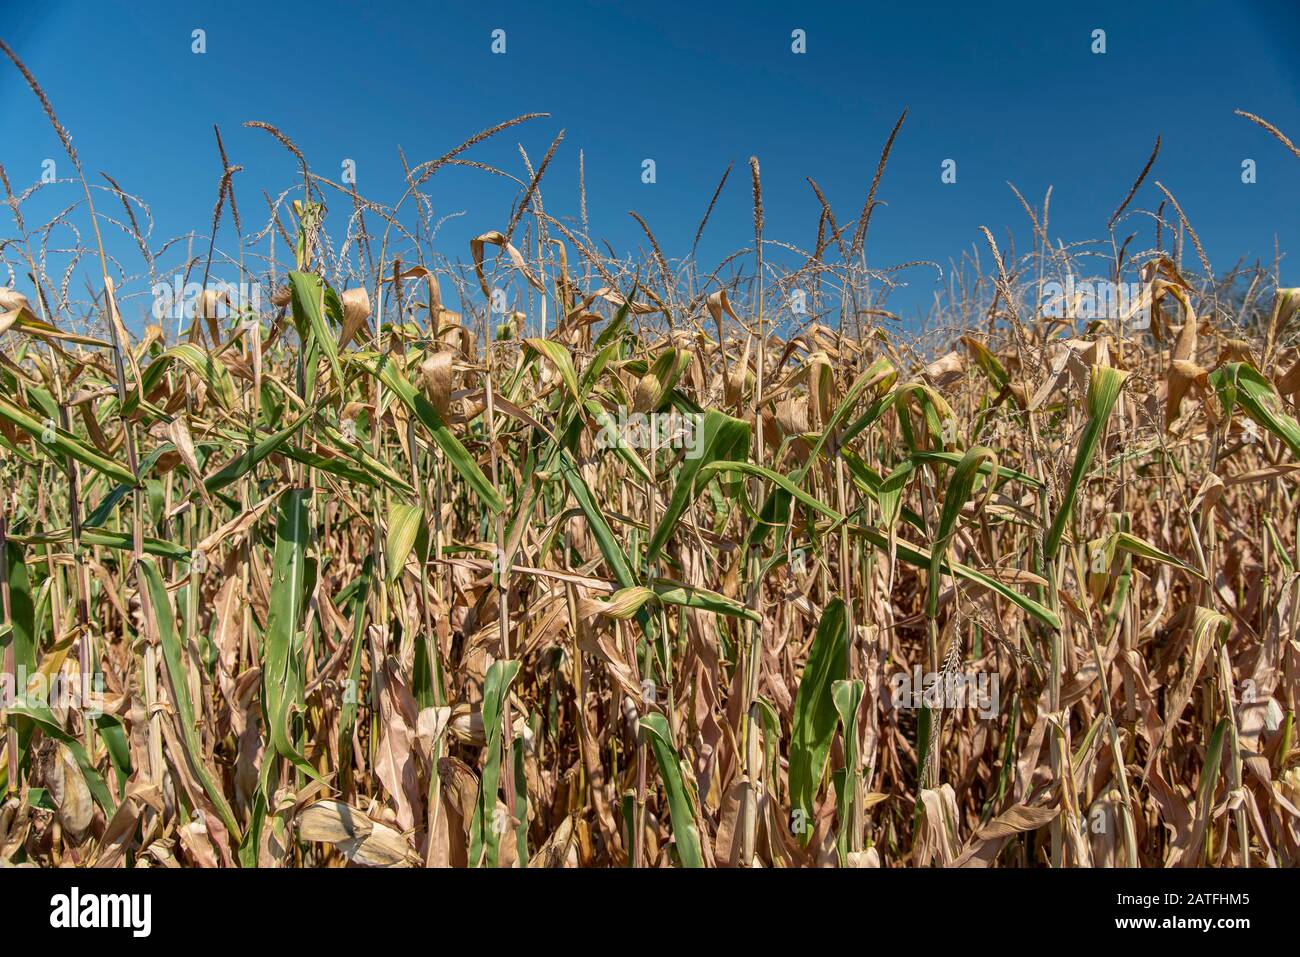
[1,46,1298,867]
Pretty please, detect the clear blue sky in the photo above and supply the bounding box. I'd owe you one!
[2,0,1298,329]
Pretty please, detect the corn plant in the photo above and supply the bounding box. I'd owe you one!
[1,41,1298,868]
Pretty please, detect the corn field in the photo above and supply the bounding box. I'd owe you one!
[1,40,1299,869]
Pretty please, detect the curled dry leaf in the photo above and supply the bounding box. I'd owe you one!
[46,744,94,844]
[339,286,373,347]
[296,800,416,867]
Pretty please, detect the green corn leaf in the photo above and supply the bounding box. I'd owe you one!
[524,338,581,406]
[557,451,658,645]
[1209,361,1300,459]
[3,542,38,678]
[139,556,242,840]
[854,525,1061,630]
[895,382,959,451]
[1189,717,1230,864]
[558,450,638,589]
[832,678,865,865]
[1044,365,1128,560]
[314,420,416,496]
[470,658,521,868]
[337,558,373,773]
[384,501,425,583]
[13,526,191,561]
[697,460,844,523]
[351,352,504,514]
[646,410,751,563]
[633,347,692,413]
[262,488,321,783]
[750,357,897,550]
[0,393,136,486]
[788,598,847,842]
[1111,531,1203,578]
[910,449,1042,489]
[141,344,238,411]
[204,412,311,493]
[1,542,37,785]
[587,400,654,484]
[928,447,998,618]
[961,335,1010,390]
[289,271,344,389]
[4,703,115,813]
[638,712,703,867]
[649,578,760,622]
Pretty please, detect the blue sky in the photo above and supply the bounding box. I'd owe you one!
[1,0,1298,330]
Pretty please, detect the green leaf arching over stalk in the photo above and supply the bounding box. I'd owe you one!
[788,598,848,842]
[1045,365,1127,561]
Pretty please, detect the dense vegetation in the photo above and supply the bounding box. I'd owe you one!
[2,39,1298,866]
